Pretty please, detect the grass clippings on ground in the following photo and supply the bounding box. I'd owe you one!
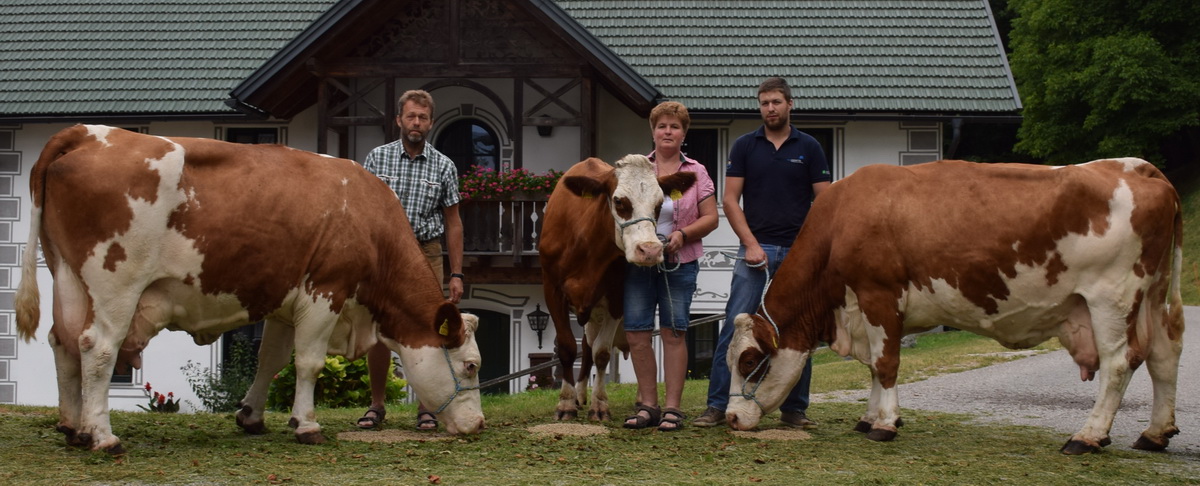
[730,428,812,441]
[527,423,608,437]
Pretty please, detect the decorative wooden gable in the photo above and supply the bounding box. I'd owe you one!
[310,0,595,156]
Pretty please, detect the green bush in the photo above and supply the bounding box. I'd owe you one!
[266,354,407,410]
[180,333,257,413]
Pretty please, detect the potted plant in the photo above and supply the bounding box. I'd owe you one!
[458,166,562,201]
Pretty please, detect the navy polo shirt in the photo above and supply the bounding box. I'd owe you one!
[726,126,832,247]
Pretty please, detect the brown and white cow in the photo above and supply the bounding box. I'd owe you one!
[538,155,694,420]
[725,158,1183,454]
[15,125,484,454]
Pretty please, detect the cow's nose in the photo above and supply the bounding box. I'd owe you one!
[634,240,663,265]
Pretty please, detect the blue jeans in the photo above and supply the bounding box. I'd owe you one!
[706,244,812,413]
[624,261,699,332]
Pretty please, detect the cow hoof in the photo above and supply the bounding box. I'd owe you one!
[1060,439,1101,455]
[104,443,127,456]
[239,420,267,435]
[296,431,326,445]
[896,417,905,428]
[555,410,578,421]
[587,409,610,422]
[75,432,94,448]
[854,421,872,433]
[57,425,86,447]
[288,417,300,429]
[866,428,897,442]
[1132,434,1169,452]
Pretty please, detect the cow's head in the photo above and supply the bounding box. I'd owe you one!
[562,154,696,266]
[725,312,810,430]
[392,304,484,435]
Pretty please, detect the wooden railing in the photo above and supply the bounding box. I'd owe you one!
[459,198,548,261]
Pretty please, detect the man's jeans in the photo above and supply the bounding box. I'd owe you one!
[706,244,813,413]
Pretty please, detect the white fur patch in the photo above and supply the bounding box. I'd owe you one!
[83,125,115,146]
[610,155,664,265]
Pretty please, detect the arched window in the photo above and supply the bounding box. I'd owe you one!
[435,119,499,177]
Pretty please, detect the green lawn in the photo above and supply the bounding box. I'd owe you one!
[1,333,1194,485]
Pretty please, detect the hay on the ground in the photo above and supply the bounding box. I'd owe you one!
[731,428,812,441]
[527,423,609,437]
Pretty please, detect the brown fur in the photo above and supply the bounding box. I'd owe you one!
[538,157,695,416]
[16,125,466,409]
[740,158,1183,451]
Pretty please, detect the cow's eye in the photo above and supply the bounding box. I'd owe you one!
[612,196,633,214]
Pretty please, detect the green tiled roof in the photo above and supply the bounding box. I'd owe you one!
[0,0,1018,119]
[0,0,333,118]
[554,0,1020,113]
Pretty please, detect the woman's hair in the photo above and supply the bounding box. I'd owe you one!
[649,101,691,132]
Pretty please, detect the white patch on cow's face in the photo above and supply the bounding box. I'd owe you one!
[610,154,664,266]
[83,125,115,146]
[393,313,484,435]
[725,313,808,430]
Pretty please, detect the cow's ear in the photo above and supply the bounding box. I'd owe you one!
[461,312,480,334]
[433,302,467,348]
[733,312,757,335]
[562,174,610,199]
[735,312,777,351]
[658,171,696,197]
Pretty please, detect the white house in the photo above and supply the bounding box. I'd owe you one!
[0,0,1020,411]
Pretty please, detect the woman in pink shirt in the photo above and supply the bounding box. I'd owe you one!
[623,101,718,431]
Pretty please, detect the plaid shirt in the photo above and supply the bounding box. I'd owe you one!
[363,140,461,242]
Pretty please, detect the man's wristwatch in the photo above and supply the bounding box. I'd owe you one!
[450,273,465,281]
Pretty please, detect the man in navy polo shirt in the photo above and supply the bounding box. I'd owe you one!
[694,77,832,428]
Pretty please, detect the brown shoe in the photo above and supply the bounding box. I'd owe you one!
[780,410,817,429]
[692,406,726,427]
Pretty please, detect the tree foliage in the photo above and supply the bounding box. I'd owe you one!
[1008,0,1200,165]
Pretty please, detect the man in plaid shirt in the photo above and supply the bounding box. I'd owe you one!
[357,89,464,432]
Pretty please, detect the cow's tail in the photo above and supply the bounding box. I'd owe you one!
[1167,197,1184,330]
[14,126,83,342]
[15,205,41,342]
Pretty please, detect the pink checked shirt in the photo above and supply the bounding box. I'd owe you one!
[648,151,716,264]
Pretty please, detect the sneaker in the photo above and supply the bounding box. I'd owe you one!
[780,410,817,429]
[692,406,726,427]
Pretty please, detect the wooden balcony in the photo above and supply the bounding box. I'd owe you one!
[456,198,547,284]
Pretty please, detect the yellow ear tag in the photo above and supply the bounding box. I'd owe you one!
[582,191,594,199]
[438,319,450,336]
[670,189,683,201]
[773,336,778,348]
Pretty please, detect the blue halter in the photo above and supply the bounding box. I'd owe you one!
[432,347,481,415]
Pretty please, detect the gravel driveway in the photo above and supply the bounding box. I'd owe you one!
[816,306,1200,461]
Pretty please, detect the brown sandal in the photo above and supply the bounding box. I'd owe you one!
[356,406,386,429]
[622,404,661,429]
[415,411,439,431]
[658,408,686,432]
